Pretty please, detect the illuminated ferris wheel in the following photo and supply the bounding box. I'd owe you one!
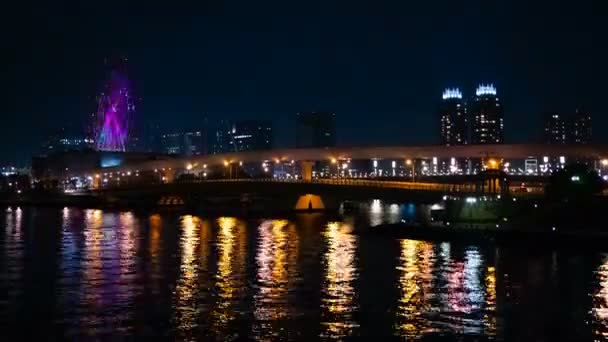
[94,57,135,152]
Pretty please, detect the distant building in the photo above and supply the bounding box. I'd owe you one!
[470,84,504,144]
[542,110,592,145]
[51,137,94,152]
[213,120,230,154]
[543,113,568,144]
[571,109,592,144]
[43,128,94,154]
[296,112,336,148]
[213,120,273,154]
[161,130,207,155]
[439,88,467,145]
[143,122,163,153]
[1,166,18,176]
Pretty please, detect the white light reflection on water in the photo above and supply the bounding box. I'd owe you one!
[395,241,494,338]
[3,207,23,323]
[592,255,608,338]
[368,200,405,226]
[81,209,142,335]
[253,219,296,339]
[369,200,383,227]
[58,207,80,334]
[321,221,359,338]
[10,208,608,339]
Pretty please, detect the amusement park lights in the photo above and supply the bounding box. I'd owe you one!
[95,57,134,152]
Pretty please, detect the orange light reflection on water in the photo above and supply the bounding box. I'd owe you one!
[174,215,202,337]
[395,239,434,337]
[211,216,247,337]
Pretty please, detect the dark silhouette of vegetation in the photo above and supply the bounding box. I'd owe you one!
[545,163,605,200]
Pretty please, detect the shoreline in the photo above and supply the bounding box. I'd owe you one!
[366,221,608,248]
[5,194,608,247]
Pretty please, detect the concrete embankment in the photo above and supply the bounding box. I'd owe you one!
[368,212,608,249]
[0,192,339,217]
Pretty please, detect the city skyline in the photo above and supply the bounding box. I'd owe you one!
[2,0,603,164]
[33,82,593,157]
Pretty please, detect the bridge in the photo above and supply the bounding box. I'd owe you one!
[88,177,535,211]
[43,143,608,209]
[81,144,608,178]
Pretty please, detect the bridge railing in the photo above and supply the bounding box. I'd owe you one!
[97,176,542,198]
[170,177,542,197]
[172,176,449,190]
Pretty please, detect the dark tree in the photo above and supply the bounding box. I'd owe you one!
[545,163,605,200]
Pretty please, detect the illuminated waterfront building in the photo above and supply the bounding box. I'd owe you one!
[571,109,592,144]
[543,113,568,144]
[440,88,467,145]
[213,120,273,154]
[470,84,504,144]
[161,130,207,156]
[542,109,592,145]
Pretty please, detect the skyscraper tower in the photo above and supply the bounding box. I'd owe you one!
[439,88,467,145]
[94,56,136,152]
[295,112,336,148]
[470,84,504,144]
[571,108,592,144]
[543,113,568,144]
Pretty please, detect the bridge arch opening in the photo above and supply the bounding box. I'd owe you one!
[295,194,326,211]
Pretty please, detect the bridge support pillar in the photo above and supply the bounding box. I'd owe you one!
[163,168,177,183]
[300,161,314,182]
[92,175,101,189]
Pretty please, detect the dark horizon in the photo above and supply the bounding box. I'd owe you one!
[2,0,604,165]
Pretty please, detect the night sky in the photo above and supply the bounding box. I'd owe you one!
[1,0,604,164]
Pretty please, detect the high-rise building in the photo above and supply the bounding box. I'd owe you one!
[542,110,592,145]
[571,109,592,144]
[213,120,273,153]
[469,84,504,144]
[43,127,94,154]
[440,88,467,145]
[543,113,568,144]
[161,130,207,156]
[295,112,336,148]
[212,120,230,154]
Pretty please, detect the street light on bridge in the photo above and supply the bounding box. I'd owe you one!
[223,160,233,179]
[329,158,338,178]
[601,159,608,176]
[406,159,415,182]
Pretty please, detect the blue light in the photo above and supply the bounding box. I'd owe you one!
[100,155,123,168]
[442,88,462,100]
[476,84,497,96]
